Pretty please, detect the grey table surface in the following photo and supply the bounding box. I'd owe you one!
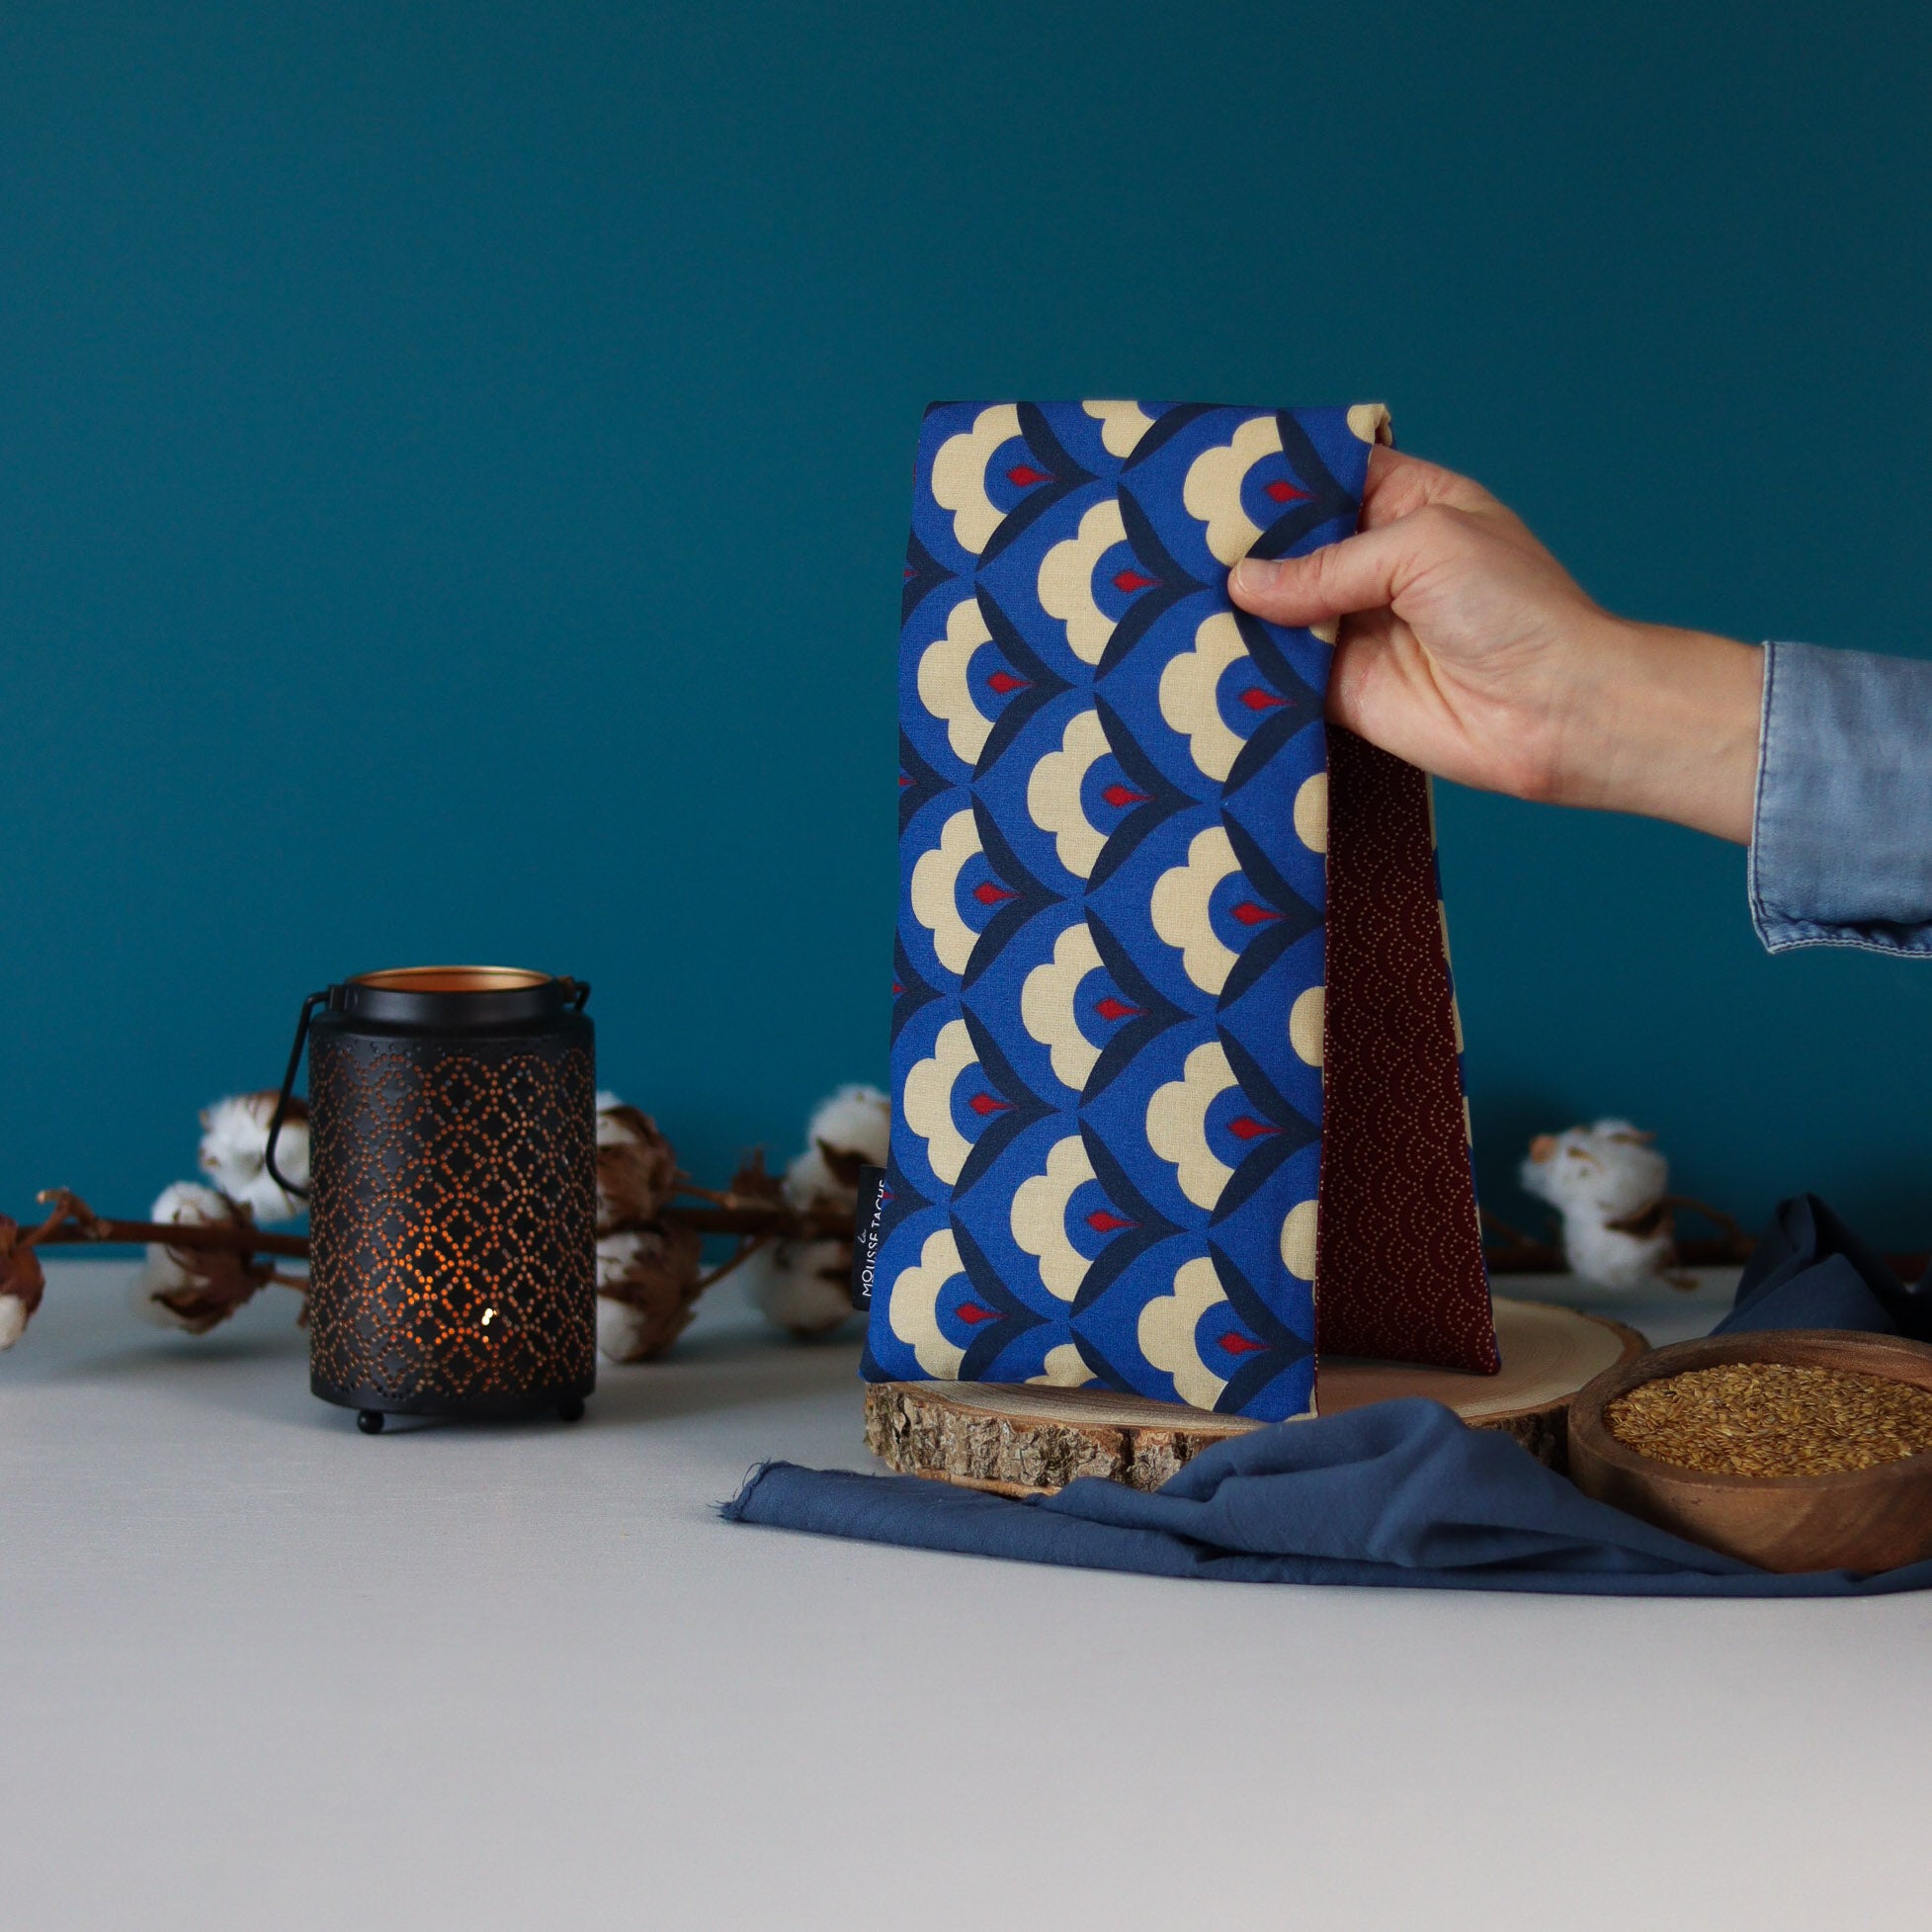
[3,1261,1925,1932]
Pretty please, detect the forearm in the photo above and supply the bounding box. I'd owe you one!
[1550,621,1764,844]
[1550,627,1932,951]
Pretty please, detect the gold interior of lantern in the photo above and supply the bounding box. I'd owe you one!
[352,966,552,994]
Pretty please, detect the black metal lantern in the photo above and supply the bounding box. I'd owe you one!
[265,967,598,1433]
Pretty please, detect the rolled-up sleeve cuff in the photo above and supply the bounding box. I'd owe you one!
[1749,639,1932,956]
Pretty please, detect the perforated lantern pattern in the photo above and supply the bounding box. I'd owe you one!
[306,1035,598,1413]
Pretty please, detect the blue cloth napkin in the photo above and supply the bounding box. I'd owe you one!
[1715,1193,1932,1341]
[722,1196,1932,1594]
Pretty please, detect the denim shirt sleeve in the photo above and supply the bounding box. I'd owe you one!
[1750,640,1932,955]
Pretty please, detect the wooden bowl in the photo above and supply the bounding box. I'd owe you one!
[1567,1330,1932,1573]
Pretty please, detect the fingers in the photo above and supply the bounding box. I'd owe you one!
[1323,607,1393,738]
[1359,444,1490,527]
[1229,516,1434,627]
[1229,447,1493,627]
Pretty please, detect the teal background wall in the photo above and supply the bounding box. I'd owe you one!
[4,1,1929,1243]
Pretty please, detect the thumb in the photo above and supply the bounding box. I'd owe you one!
[1228,517,1427,628]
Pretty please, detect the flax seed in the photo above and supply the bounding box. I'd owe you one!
[1605,1362,1932,1477]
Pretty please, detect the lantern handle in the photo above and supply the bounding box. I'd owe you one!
[564,976,590,1010]
[265,989,330,1204]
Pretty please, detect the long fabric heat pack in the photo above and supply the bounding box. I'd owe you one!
[868,400,1496,1421]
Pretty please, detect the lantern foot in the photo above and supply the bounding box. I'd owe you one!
[357,1409,386,1435]
[557,1397,586,1423]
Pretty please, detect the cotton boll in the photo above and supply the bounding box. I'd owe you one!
[782,1146,843,1214]
[1559,1213,1676,1294]
[740,1083,883,1339]
[134,1182,273,1334]
[741,1239,855,1339]
[804,1084,891,1168]
[0,1219,43,1351]
[595,1096,681,1232]
[734,1241,787,1321]
[595,1221,705,1361]
[784,1084,890,1210]
[1521,1119,1666,1223]
[1520,1120,1675,1293]
[596,1296,657,1366]
[596,1221,702,1302]
[199,1092,308,1223]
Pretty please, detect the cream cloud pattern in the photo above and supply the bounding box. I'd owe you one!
[1293,771,1328,854]
[1137,1255,1229,1409]
[887,1227,967,1379]
[1280,1199,1319,1282]
[1158,611,1250,782]
[1290,984,1324,1069]
[1149,824,1241,995]
[1019,919,1103,1094]
[1145,1039,1237,1210]
[1347,401,1391,444]
[1009,1134,1097,1302]
[1182,413,1284,565]
[908,807,982,976]
[1082,397,1156,459]
[915,595,995,765]
[1037,497,1128,665]
[1029,1342,1096,1388]
[1026,709,1111,881]
[900,1018,978,1186]
[930,403,1022,555]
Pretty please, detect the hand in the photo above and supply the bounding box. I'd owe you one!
[1228,447,1765,842]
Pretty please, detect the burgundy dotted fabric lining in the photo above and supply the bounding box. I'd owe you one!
[1314,725,1499,1375]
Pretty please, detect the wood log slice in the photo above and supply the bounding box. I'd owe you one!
[864,1296,1646,1497]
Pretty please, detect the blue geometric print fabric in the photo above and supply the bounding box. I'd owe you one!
[870,400,1386,1423]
